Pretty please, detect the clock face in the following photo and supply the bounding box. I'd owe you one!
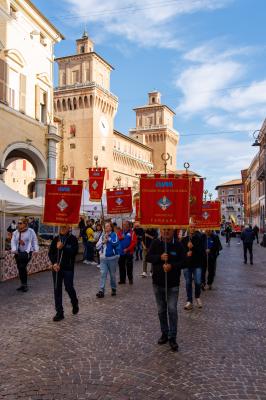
[99,116,109,136]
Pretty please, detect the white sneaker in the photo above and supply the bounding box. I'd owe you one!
[83,260,90,264]
[196,298,203,308]
[90,261,98,266]
[140,272,147,277]
[96,264,101,269]
[184,302,193,310]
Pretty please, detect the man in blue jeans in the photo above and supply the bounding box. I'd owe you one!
[146,229,185,352]
[182,228,204,310]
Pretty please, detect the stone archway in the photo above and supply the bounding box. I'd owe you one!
[1,142,47,197]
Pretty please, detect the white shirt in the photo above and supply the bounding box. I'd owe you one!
[11,228,39,253]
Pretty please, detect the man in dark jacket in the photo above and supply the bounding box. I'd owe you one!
[241,225,255,265]
[48,225,79,321]
[202,230,222,290]
[146,228,185,352]
[253,225,259,244]
[182,229,204,310]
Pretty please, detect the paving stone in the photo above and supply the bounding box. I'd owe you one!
[0,237,266,399]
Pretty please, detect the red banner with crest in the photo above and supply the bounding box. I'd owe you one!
[190,177,204,216]
[88,168,105,201]
[139,175,190,228]
[106,188,132,215]
[43,180,83,225]
[191,201,221,230]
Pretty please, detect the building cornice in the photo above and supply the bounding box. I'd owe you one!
[55,51,114,70]
[114,130,152,151]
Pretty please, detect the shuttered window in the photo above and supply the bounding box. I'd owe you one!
[0,59,7,103]
[19,74,26,113]
[35,84,40,120]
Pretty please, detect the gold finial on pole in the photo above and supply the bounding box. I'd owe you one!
[203,189,208,202]
[184,162,190,174]
[116,175,121,189]
[62,165,68,182]
[209,193,213,200]
[161,153,170,176]
[94,155,98,169]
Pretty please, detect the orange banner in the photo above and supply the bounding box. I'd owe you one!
[191,201,221,230]
[106,188,132,214]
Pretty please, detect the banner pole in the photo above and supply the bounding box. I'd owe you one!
[161,153,170,303]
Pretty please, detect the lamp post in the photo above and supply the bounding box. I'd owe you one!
[209,193,213,201]
[252,129,266,232]
[203,189,208,202]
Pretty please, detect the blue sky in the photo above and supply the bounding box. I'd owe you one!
[35,0,266,193]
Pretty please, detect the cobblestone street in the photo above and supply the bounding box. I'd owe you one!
[1,237,266,400]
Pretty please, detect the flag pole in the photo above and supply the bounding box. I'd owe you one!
[94,155,105,225]
[161,153,170,303]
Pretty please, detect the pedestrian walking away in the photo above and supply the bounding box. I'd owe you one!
[182,228,204,310]
[11,217,39,292]
[253,225,259,244]
[96,222,120,298]
[146,228,185,351]
[241,225,255,265]
[48,225,79,322]
[134,222,144,261]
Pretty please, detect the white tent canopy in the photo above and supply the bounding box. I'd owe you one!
[0,180,43,215]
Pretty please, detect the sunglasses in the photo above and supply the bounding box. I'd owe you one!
[18,222,24,225]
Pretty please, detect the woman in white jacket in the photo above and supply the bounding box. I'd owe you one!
[11,217,39,292]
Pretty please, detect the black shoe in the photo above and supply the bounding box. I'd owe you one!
[111,289,116,296]
[118,281,125,284]
[53,313,64,322]
[135,258,139,261]
[96,291,104,298]
[158,334,168,345]
[72,304,79,315]
[129,280,133,285]
[16,286,24,291]
[21,285,28,292]
[244,261,247,264]
[169,338,179,352]
[250,261,253,265]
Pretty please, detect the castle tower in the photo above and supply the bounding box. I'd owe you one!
[129,91,179,171]
[54,32,118,184]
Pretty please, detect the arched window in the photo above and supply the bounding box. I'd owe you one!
[57,99,61,112]
[84,96,88,107]
[73,97,77,110]
[78,97,83,108]
[62,99,67,111]
[67,98,72,110]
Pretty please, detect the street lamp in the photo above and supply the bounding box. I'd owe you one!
[203,189,208,202]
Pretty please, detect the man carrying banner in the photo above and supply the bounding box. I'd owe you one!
[146,228,185,351]
[48,225,79,322]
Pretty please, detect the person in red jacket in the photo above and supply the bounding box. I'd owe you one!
[118,221,137,284]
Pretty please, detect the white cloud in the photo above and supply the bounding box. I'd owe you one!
[64,0,232,48]
[177,136,257,191]
[176,61,244,114]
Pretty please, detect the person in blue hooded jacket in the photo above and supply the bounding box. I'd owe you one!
[96,222,120,298]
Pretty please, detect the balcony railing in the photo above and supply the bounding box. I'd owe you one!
[54,81,118,101]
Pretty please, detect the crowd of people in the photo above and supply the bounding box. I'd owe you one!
[8,216,261,352]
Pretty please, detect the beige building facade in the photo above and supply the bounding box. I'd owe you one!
[0,0,63,196]
[215,179,244,225]
[54,33,179,190]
